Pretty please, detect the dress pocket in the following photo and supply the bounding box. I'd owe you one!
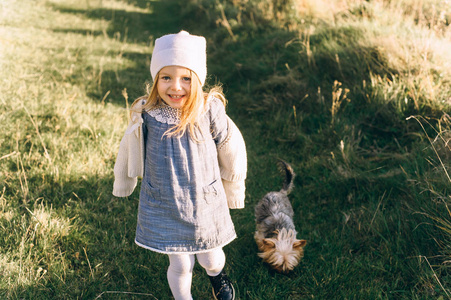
[141,180,161,206]
[203,179,222,204]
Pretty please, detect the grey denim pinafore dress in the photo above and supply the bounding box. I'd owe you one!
[134,98,237,254]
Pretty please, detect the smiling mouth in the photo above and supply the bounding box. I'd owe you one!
[169,95,184,100]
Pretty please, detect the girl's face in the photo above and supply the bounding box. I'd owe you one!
[157,66,192,109]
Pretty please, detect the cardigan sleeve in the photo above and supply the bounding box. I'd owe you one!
[112,100,145,197]
[217,116,247,209]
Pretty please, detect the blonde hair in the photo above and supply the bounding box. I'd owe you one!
[133,70,226,140]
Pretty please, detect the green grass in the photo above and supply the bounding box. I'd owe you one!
[1,0,451,298]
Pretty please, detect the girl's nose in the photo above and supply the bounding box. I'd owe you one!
[171,79,182,91]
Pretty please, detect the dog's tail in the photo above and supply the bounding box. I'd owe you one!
[278,160,295,194]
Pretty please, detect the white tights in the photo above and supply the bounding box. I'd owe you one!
[167,248,226,300]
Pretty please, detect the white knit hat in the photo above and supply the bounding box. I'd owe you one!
[150,31,207,86]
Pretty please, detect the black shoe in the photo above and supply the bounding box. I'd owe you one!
[208,270,235,300]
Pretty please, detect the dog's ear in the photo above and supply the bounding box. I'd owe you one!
[293,239,307,249]
[262,238,276,248]
[255,240,265,251]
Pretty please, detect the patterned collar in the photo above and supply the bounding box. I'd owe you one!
[147,102,181,125]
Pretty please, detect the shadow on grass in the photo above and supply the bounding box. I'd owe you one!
[90,53,152,104]
[50,0,183,44]
[49,0,188,106]
[1,171,171,299]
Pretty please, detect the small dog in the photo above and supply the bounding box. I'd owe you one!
[254,160,307,273]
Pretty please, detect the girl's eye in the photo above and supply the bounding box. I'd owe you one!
[161,76,171,81]
[182,77,191,82]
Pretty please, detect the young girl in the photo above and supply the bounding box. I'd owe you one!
[112,31,247,300]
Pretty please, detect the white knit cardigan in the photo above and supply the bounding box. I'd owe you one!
[113,100,247,209]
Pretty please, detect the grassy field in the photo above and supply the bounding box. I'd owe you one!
[1,0,451,299]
